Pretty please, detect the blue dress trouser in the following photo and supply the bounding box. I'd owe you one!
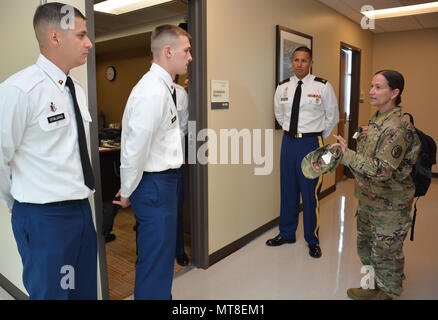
[279,134,324,246]
[11,200,97,300]
[176,166,185,256]
[130,171,178,300]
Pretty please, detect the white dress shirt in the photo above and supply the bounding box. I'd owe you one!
[274,73,339,139]
[120,63,183,198]
[0,54,93,209]
[175,83,189,147]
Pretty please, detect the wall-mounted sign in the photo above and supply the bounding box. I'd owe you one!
[211,80,229,110]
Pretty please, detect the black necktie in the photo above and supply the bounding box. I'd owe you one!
[172,88,177,109]
[66,77,95,190]
[289,80,303,135]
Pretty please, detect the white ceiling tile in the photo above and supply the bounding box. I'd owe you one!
[414,11,438,28]
[375,15,424,31]
[318,0,438,32]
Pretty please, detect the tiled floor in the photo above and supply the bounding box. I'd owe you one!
[2,179,437,300]
[172,178,438,300]
[0,286,13,300]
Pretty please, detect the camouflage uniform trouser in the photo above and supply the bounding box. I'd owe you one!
[356,202,412,297]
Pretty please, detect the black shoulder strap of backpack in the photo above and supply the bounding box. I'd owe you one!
[410,197,419,241]
[403,112,415,126]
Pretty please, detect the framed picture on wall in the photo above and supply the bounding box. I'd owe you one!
[276,25,313,85]
[275,25,313,129]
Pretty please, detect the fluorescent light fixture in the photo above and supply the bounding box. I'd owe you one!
[94,0,173,15]
[361,1,438,19]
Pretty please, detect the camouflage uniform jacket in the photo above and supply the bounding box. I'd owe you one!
[342,107,421,210]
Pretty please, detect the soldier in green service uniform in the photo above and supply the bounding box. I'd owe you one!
[331,70,421,300]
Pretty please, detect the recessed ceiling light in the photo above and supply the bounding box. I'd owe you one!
[94,0,173,15]
[361,1,438,19]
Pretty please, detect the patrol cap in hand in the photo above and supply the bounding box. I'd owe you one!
[301,144,342,179]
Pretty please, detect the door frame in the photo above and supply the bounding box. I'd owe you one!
[338,42,361,179]
[340,42,361,152]
[85,0,109,300]
[187,0,209,269]
[86,0,210,299]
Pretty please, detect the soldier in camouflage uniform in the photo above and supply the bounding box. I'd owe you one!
[332,70,420,300]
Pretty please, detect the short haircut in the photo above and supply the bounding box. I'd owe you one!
[375,69,405,106]
[293,46,312,60]
[33,2,86,47]
[151,24,191,59]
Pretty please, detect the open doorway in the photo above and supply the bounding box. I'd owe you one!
[90,0,199,300]
[336,43,361,182]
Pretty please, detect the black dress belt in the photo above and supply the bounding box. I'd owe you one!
[284,131,322,138]
[43,199,86,206]
[144,168,179,175]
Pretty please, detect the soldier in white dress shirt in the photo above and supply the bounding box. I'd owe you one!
[266,47,339,259]
[0,3,96,299]
[113,24,192,300]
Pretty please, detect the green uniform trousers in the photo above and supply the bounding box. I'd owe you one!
[356,201,412,297]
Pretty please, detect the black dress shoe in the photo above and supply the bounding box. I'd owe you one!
[104,233,116,243]
[176,253,189,266]
[266,235,296,247]
[309,244,322,258]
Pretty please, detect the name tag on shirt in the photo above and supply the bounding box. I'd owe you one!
[47,113,65,124]
[280,88,290,104]
[39,104,71,132]
[169,104,178,128]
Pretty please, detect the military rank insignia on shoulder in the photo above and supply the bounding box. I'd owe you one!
[279,78,291,86]
[314,77,328,85]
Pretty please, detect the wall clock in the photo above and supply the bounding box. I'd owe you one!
[106,66,116,81]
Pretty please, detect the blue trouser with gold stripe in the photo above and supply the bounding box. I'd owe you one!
[130,171,178,300]
[279,134,323,245]
[11,199,97,300]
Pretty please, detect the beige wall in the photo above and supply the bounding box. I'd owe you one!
[206,0,374,254]
[96,47,188,127]
[97,49,151,125]
[373,28,438,173]
[0,1,40,82]
[96,16,184,43]
[0,0,41,296]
